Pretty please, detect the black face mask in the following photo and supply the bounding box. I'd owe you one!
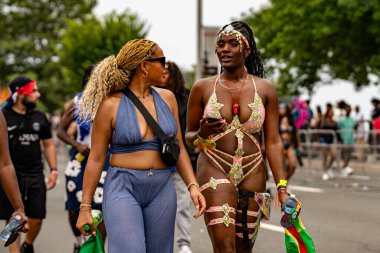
[22,97,37,110]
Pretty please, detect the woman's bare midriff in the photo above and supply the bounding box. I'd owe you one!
[110,150,169,170]
[197,132,267,192]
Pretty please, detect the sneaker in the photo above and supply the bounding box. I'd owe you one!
[327,169,334,179]
[73,243,81,253]
[322,173,329,181]
[20,242,34,253]
[178,245,193,253]
[341,167,354,177]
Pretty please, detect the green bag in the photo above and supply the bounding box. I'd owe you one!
[79,228,104,253]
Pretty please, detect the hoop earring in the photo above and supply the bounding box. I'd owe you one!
[142,71,148,78]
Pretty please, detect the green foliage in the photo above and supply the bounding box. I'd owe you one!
[0,0,96,110]
[0,1,148,111]
[242,0,380,96]
[58,10,149,94]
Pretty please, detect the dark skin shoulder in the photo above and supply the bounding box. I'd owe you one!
[185,76,221,147]
[103,92,122,131]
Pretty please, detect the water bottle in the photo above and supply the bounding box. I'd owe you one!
[280,194,297,228]
[0,215,21,242]
[75,153,86,162]
[83,210,103,233]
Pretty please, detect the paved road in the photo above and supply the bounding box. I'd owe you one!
[2,151,379,253]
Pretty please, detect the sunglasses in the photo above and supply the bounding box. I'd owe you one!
[146,56,166,67]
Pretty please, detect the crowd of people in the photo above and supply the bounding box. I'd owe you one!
[0,20,379,253]
[278,97,380,181]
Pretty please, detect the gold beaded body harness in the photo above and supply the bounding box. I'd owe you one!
[199,75,266,187]
[195,75,270,247]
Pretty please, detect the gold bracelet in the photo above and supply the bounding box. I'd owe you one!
[79,204,92,209]
[187,182,200,191]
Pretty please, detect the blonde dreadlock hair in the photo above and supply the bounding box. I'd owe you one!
[78,39,157,119]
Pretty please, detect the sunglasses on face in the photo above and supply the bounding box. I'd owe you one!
[146,56,166,67]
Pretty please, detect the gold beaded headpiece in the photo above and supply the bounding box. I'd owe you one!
[216,24,250,52]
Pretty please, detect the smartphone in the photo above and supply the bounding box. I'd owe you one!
[207,117,220,123]
[207,117,223,128]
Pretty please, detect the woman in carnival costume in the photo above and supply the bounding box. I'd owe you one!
[186,21,289,252]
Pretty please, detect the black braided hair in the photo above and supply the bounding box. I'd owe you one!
[81,64,96,89]
[220,21,265,78]
[165,61,186,95]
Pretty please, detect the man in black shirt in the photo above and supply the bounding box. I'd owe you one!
[1,76,58,253]
[0,110,29,232]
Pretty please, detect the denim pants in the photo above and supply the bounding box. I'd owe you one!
[172,171,192,248]
[103,166,177,253]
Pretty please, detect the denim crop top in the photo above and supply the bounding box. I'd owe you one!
[110,88,177,154]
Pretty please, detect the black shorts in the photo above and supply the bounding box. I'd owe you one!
[0,175,46,220]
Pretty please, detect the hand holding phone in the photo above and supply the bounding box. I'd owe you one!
[206,117,224,128]
[207,117,221,123]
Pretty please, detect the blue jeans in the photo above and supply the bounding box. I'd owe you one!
[172,171,192,248]
[103,166,177,253]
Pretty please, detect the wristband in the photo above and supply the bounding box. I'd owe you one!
[276,179,287,190]
[50,168,58,175]
[187,182,200,191]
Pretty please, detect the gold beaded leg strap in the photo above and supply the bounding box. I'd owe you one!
[235,212,262,247]
[236,209,259,217]
[200,177,231,192]
[251,212,262,246]
[235,223,258,229]
[238,190,258,249]
[206,203,236,228]
[235,233,253,239]
[235,209,260,240]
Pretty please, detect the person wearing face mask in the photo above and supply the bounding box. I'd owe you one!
[1,76,58,253]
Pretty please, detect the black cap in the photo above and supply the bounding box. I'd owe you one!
[9,76,33,94]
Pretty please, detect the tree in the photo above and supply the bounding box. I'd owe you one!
[58,10,149,93]
[242,0,380,96]
[0,0,96,109]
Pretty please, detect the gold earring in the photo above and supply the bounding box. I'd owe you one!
[142,71,148,78]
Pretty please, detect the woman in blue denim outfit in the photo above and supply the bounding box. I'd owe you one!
[75,39,206,253]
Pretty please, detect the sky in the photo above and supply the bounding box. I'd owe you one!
[94,0,380,119]
[94,0,269,70]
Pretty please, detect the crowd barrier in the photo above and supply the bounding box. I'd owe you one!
[298,129,380,170]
